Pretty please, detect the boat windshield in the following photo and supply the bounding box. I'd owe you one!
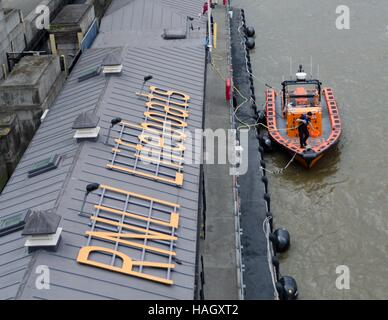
[282,81,322,109]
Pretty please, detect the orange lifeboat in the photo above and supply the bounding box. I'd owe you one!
[265,65,342,168]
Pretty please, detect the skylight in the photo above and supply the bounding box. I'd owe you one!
[28,154,61,178]
[78,66,102,82]
[0,210,29,237]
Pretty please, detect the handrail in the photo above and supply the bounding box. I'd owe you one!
[225,4,245,300]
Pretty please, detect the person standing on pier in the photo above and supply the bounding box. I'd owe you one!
[202,2,209,15]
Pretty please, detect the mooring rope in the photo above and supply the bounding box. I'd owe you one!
[260,152,297,175]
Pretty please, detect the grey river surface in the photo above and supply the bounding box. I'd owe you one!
[232,0,388,299]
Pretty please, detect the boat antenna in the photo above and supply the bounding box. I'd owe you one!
[289,56,292,79]
[310,56,313,79]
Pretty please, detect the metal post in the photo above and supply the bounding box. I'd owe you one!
[105,126,112,145]
[49,34,58,56]
[77,32,83,50]
[1,64,7,80]
[79,193,89,217]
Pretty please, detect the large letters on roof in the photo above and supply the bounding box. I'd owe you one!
[77,185,180,285]
[107,86,190,186]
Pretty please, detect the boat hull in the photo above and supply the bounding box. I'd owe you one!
[277,143,331,168]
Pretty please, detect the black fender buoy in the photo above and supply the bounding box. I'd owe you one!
[278,276,298,300]
[272,228,290,253]
[245,26,255,37]
[272,256,280,279]
[260,134,272,152]
[246,37,255,50]
[233,95,238,108]
[258,110,266,124]
[275,282,285,299]
[252,103,257,115]
[266,211,273,229]
[264,193,270,211]
[260,161,266,176]
[261,175,268,192]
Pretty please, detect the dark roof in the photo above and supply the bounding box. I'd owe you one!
[22,209,61,236]
[72,112,100,129]
[0,0,206,300]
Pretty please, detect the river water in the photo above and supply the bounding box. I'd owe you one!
[232,0,388,299]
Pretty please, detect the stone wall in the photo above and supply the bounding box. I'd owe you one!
[0,55,65,185]
[0,4,10,80]
[0,5,25,80]
[0,114,22,192]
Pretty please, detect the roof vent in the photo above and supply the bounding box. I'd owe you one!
[0,210,29,237]
[72,112,100,141]
[22,209,62,253]
[28,154,61,178]
[102,52,122,74]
